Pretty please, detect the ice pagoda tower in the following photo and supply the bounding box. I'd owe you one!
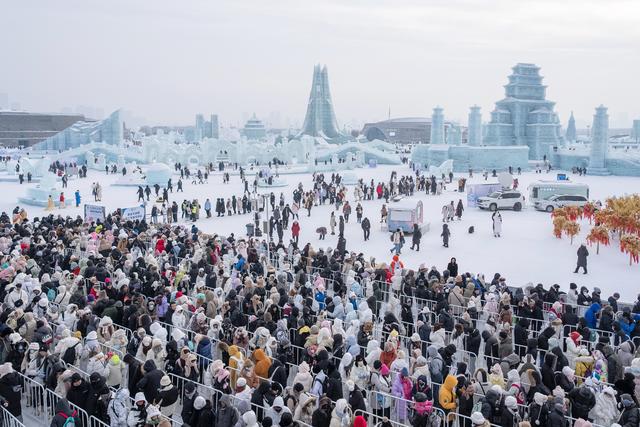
[298,64,342,140]
[483,63,563,159]
[588,105,611,175]
[565,111,577,142]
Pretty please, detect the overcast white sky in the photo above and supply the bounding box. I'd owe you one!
[1,0,639,129]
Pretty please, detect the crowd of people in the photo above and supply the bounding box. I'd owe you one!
[0,161,638,427]
[0,199,639,427]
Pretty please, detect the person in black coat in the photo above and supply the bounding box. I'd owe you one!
[136,360,163,403]
[513,318,529,357]
[123,353,143,395]
[347,382,367,416]
[86,372,110,422]
[191,397,215,427]
[480,389,502,424]
[568,386,595,420]
[66,373,89,413]
[446,258,458,277]
[541,353,557,391]
[547,399,567,427]
[311,396,332,427]
[574,243,589,273]
[551,346,568,372]
[251,381,272,422]
[325,363,343,402]
[0,363,21,419]
[361,217,371,241]
[618,394,639,427]
[411,224,422,251]
[181,382,198,424]
[268,359,288,391]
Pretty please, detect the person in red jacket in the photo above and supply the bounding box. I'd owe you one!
[155,236,166,255]
[291,220,300,244]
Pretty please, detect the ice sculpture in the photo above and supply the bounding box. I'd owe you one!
[297,65,343,140]
[145,163,173,185]
[33,110,123,151]
[430,107,445,145]
[588,105,610,175]
[483,64,563,159]
[18,173,61,207]
[468,106,482,146]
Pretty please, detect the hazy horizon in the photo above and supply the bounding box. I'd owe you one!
[1,0,639,129]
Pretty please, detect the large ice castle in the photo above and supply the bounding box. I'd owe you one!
[483,63,563,160]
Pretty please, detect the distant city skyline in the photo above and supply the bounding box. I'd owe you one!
[1,1,639,129]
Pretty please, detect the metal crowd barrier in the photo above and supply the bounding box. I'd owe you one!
[0,405,25,427]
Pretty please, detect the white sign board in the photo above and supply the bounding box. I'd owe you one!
[121,205,146,221]
[84,204,106,223]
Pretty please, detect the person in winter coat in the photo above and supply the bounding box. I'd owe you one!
[411,224,422,251]
[618,393,639,427]
[569,385,596,420]
[50,398,78,427]
[547,398,567,427]
[136,359,163,403]
[391,367,413,423]
[158,375,179,417]
[575,243,589,273]
[0,363,21,420]
[127,392,148,427]
[328,398,352,427]
[590,386,620,426]
[66,373,89,413]
[361,217,371,241]
[528,392,549,427]
[107,388,129,427]
[191,396,215,427]
[370,361,392,419]
[253,348,271,382]
[215,394,239,427]
[584,303,601,329]
[492,211,502,237]
[438,374,458,414]
[501,395,521,427]
[441,224,450,247]
[312,395,333,427]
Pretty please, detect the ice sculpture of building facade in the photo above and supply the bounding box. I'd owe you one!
[551,106,640,176]
[483,63,563,159]
[298,64,343,141]
[33,110,123,151]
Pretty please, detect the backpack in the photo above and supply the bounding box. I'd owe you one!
[63,342,80,365]
[58,410,77,426]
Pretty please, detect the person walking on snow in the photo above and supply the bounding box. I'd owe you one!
[411,223,422,251]
[455,199,464,220]
[575,243,589,274]
[492,211,502,237]
[361,217,371,241]
[75,190,81,207]
[441,223,450,247]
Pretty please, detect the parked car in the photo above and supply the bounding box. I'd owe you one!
[534,194,589,212]
[477,191,525,211]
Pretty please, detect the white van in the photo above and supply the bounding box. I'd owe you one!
[527,181,589,205]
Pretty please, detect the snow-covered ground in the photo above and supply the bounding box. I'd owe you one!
[2,164,639,300]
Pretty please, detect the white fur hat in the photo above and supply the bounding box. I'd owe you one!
[194,396,206,410]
